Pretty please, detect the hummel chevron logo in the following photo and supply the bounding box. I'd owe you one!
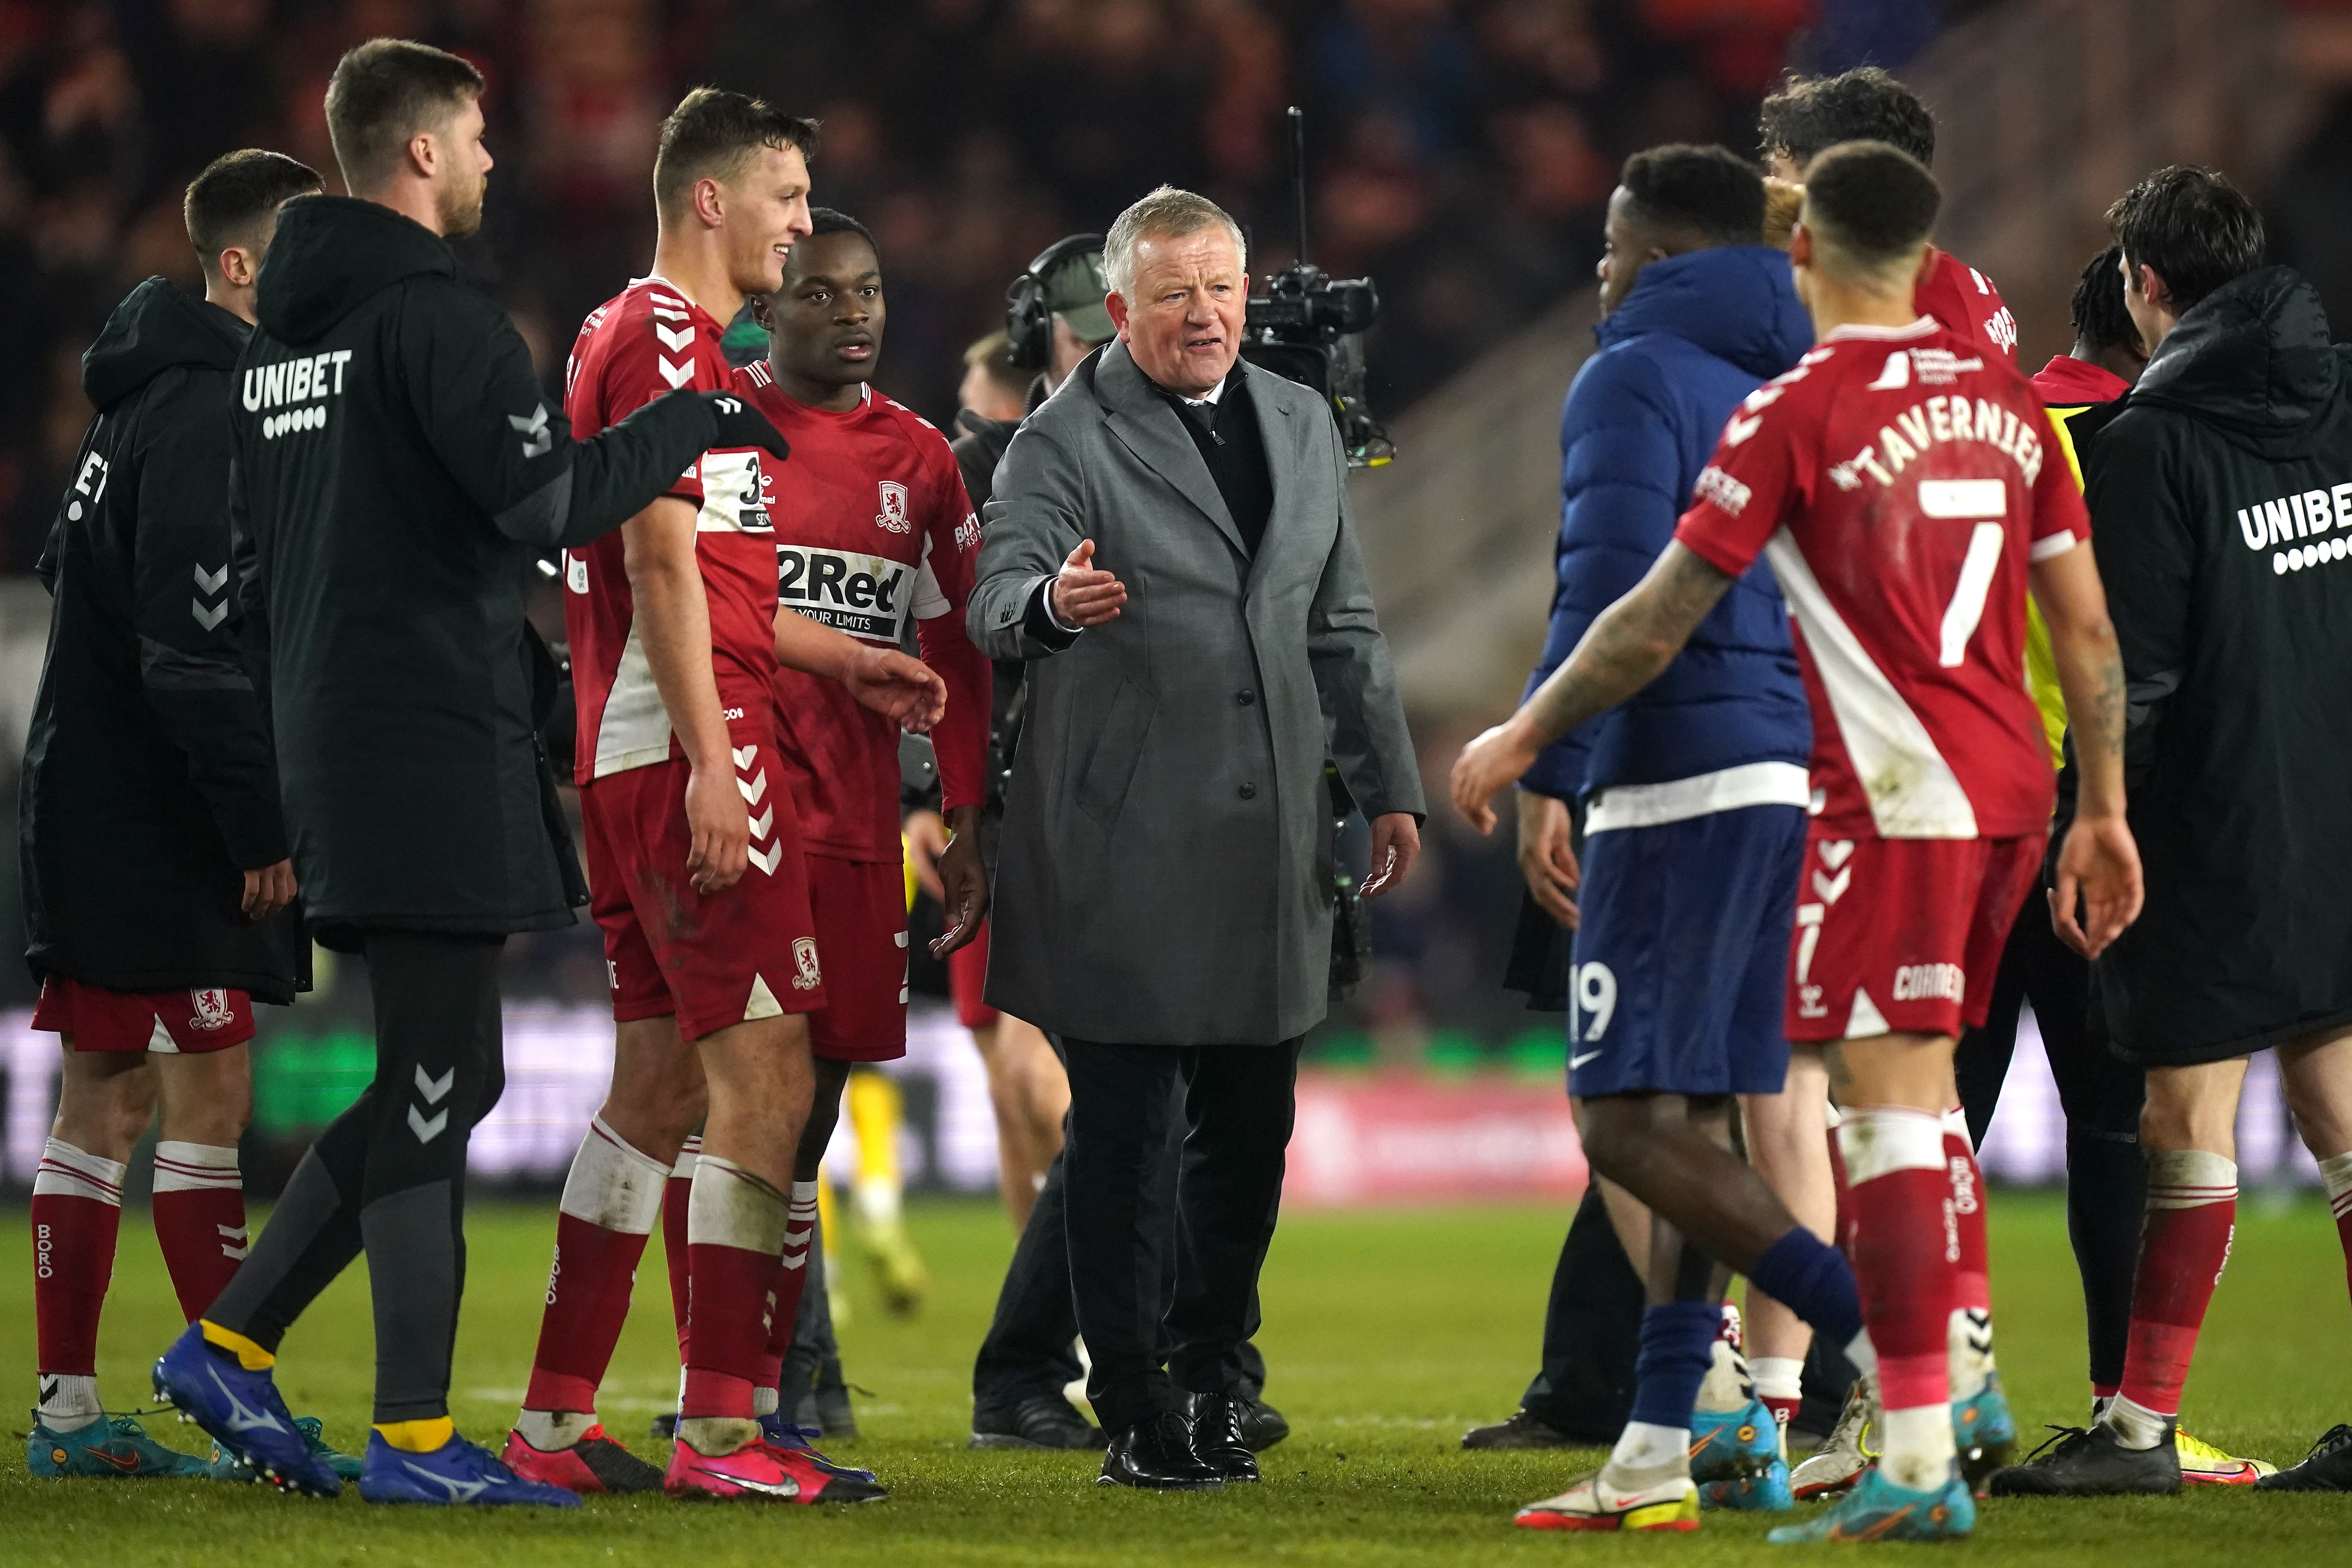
[658,357,695,389]
[778,1250,808,1270]
[414,1065,455,1103]
[508,404,552,459]
[1817,840,1855,869]
[710,395,744,415]
[1722,412,1763,447]
[191,598,228,630]
[737,769,768,805]
[402,1459,490,1502]
[1812,866,1851,903]
[748,805,773,839]
[194,563,228,594]
[732,744,757,768]
[650,305,688,323]
[655,323,694,353]
[746,842,782,876]
[408,1105,449,1143]
[208,1365,285,1434]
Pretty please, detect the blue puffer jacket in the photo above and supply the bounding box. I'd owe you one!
[1521,245,1814,800]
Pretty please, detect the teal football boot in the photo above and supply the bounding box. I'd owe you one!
[28,1414,209,1478]
[1768,1465,1975,1544]
[1689,1396,1781,1483]
[1698,1454,1795,1511]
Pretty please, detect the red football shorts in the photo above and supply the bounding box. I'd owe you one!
[1787,830,2045,1043]
[582,726,826,1043]
[948,916,998,1030]
[33,977,253,1054]
[807,854,910,1063]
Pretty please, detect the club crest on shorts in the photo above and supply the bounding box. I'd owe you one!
[876,480,911,534]
[188,989,233,1031]
[791,937,823,991]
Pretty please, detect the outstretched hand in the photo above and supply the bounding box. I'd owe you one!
[1051,538,1127,628]
[844,645,948,733]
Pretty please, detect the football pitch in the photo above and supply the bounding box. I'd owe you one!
[4,1191,2347,1565]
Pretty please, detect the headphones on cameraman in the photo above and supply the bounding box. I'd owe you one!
[1005,233,1105,371]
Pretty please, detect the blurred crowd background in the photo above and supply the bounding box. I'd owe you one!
[3,0,2350,1106]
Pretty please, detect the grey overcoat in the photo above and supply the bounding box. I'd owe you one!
[967,341,1423,1045]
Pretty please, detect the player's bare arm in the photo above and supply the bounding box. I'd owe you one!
[1450,542,1735,833]
[771,605,948,731]
[2030,540,2144,958]
[623,494,747,893]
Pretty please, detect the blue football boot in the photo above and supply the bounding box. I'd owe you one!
[1767,1465,1975,1544]
[1698,1455,1795,1511]
[210,1415,364,1482]
[757,1413,878,1485]
[358,1431,580,1507]
[151,1324,339,1497]
[1689,1396,1782,1483]
[1953,1371,2017,1493]
[28,1413,209,1478]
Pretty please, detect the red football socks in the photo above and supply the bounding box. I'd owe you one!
[1941,1110,1997,1400]
[32,1140,124,1427]
[680,1152,788,1421]
[1836,1109,1955,1416]
[2321,1151,2352,1313]
[150,1141,246,1323]
[2117,1149,2237,1419]
[521,1118,670,1416]
[663,1134,699,1362]
[753,1180,822,1401]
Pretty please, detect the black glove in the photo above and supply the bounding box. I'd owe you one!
[698,390,791,464]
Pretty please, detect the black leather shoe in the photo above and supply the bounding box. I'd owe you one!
[970,1393,1108,1450]
[1186,1393,1262,1481]
[1987,1422,2181,1496]
[1234,1393,1289,1453]
[2257,1423,2352,1491]
[1098,1412,1224,1490]
[1461,1409,1575,1450]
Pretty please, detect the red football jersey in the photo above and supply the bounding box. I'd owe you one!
[1916,248,2019,366]
[736,361,989,860]
[561,276,779,782]
[1675,317,2089,841]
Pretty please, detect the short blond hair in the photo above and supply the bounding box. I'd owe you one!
[1102,185,1247,298]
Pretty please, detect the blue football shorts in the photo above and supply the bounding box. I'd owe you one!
[1565,801,1805,1099]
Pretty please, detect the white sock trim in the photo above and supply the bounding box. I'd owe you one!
[34,1139,124,1205]
[670,1133,702,1181]
[2104,1393,2170,1450]
[1608,1420,1690,1473]
[37,1372,103,1428]
[688,1153,788,1254]
[513,1409,596,1451]
[2322,1149,2352,1217]
[152,1140,241,1194]
[1938,1106,1972,1148]
[2146,1148,2237,1208]
[1879,1403,1957,1491]
[1750,1356,1806,1403]
[557,1117,670,1232]
[1836,1108,1947,1185]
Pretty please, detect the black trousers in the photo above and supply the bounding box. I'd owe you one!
[1061,1036,1300,1435]
[206,931,505,1423]
[1952,899,2145,1390]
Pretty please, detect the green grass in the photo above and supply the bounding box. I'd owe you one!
[4,1190,2349,1564]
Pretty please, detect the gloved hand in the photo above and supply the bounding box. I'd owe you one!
[697,390,791,464]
